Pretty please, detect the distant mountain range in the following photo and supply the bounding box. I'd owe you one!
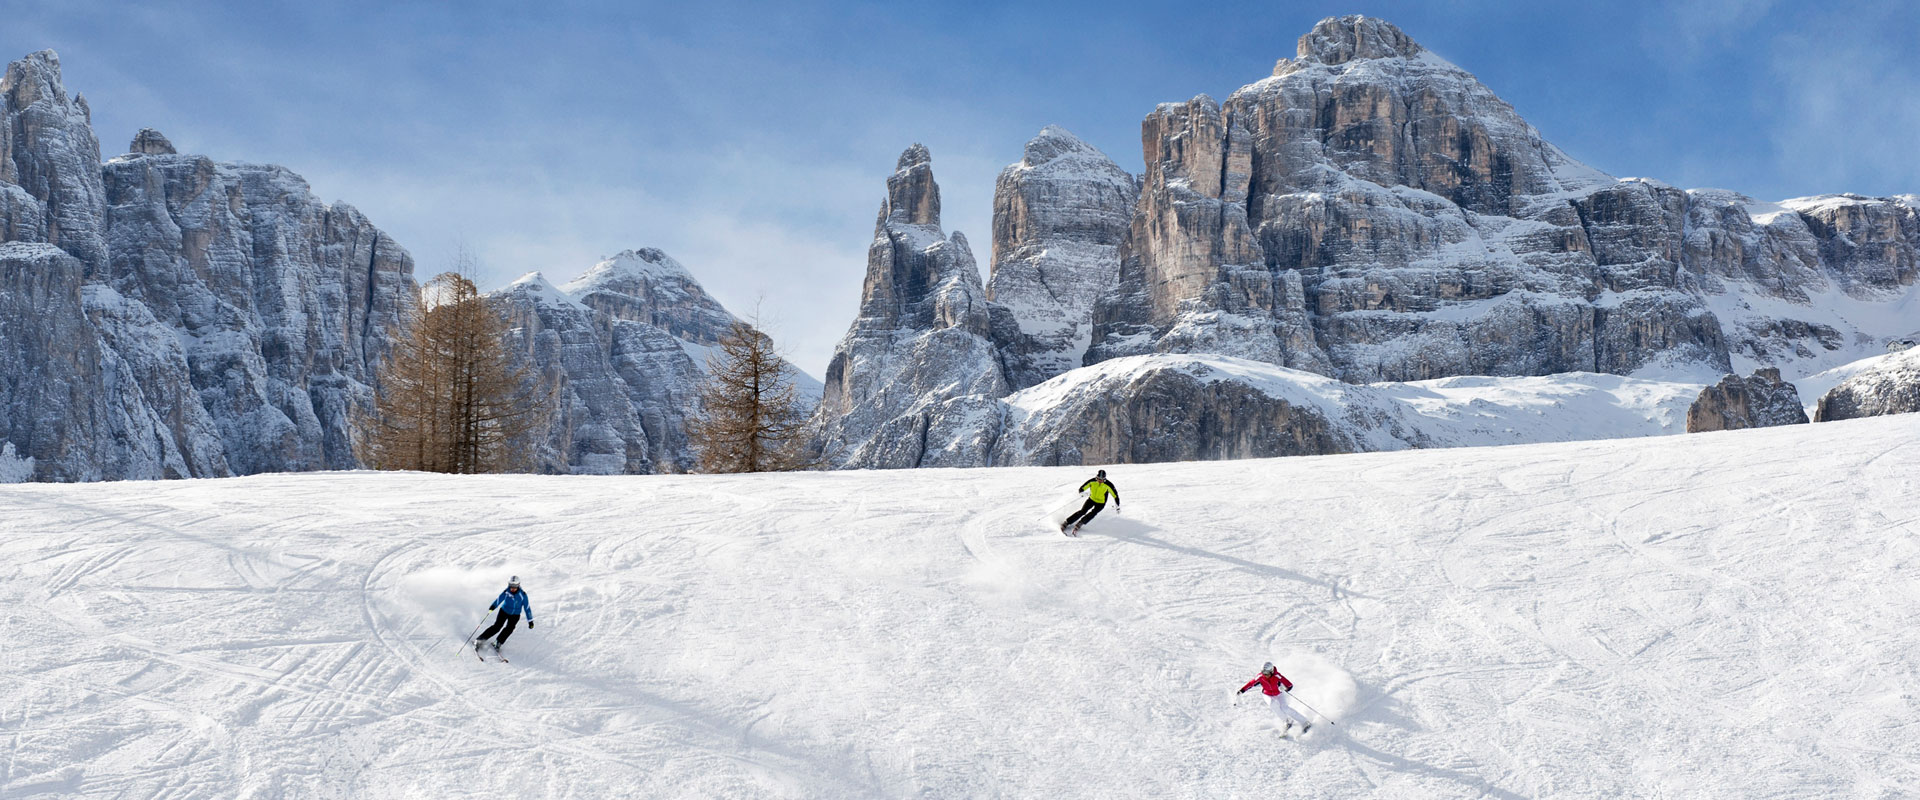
[3,16,1917,480]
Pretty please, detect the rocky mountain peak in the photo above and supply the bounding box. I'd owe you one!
[1018,125,1101,167]
[885,143,940,227]
[896,143,931,170]
[503,270,582,308]
[989,126,1138,390]
[130,128,176,155]
[1,50,68,109]
[563,248,694,296]
[1295,15,1422,66]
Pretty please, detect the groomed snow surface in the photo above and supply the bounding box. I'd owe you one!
[7,415,1920,798]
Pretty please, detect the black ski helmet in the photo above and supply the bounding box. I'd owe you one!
[1096,469,1107,479]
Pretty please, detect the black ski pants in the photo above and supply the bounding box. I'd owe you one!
[477,610,520,646]
[1065,499,1106,528]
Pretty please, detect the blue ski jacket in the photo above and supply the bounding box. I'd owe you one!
[491,588,533,619]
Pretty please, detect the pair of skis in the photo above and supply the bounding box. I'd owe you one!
[473,640,509,663]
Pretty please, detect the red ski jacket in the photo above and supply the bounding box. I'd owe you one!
[1240,672,1293,696]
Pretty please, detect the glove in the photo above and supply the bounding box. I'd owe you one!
[1237,688,1247,695]
[528,620,534,628]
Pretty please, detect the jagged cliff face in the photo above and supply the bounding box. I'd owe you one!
[1086,16,1914,384]
[986,127,1139,390]
[0,50,416,481]
[808,15,1920,469]
[0,51,108,274]
[0,48,805,481]
[811,145,1009,468]
[0,242,189,480]
[101,152,414,473]
[492,248,818,475]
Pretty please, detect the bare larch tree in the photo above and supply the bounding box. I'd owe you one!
[688,320,812,473]
[358,271,549,473]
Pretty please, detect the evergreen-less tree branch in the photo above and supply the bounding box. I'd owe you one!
[356,271,551,474]
[688,320,814,473]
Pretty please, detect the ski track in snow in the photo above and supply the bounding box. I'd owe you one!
[5,416,1920,797]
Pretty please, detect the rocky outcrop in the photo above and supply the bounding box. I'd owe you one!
[811,145,1009,467]
[1814,348,1920,422]
[985,354,1701,466]
[986,127,1138,390]
[130,128,175,155]
[991,356,1408,464]
[1686,368,1809,432]
[0,49,417,480]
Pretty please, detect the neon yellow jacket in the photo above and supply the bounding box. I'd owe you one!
[1080,478,1118,504]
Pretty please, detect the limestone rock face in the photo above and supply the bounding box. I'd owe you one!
[493,273,658,474]
[987,127,1138,390]
[0,242,183,481]
[99,153,416,473]
[1814,348,1920,421]
[0,49,418,480]
[1087,94,1331,374]
[812,145,1010,468]
[1083,15,1916,387]
[1686,368,1810,432]
[1,51,108,274]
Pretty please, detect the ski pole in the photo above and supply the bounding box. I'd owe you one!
[1289,693,1337,726]
[463,610,492,645]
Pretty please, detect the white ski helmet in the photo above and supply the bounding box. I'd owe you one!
[1262,662,1276,674]
[508,576,521,587]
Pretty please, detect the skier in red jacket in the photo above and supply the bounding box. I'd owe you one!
[1238,662,1312,732]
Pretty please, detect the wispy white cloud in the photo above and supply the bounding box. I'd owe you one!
[1649,0,1781,57]
[1763,6,1920,198]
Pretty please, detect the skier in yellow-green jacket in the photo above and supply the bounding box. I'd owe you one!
[1061,469,1119,535]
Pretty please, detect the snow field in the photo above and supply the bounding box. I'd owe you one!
[4,414,1920,797]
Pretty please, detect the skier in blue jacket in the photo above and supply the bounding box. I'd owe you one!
[474,576,533,654]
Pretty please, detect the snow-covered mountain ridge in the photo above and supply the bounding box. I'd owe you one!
[0,46,803,481]
[492,249,821,475]
[0,50,414,482]
[8,413,1918,797]
[810,15,1920,469]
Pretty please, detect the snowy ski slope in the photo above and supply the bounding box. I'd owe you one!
[5,415,1920,798]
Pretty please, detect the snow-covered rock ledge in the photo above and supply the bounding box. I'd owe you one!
[976,354,1703,466]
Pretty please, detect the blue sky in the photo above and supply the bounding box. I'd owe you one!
[10,0,1919,376]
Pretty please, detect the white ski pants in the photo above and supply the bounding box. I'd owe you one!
[1266,693,1311,726]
